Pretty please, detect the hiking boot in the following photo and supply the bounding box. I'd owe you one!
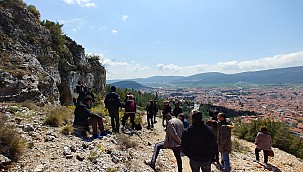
[92,134,103,139]
[154,120,157,123]
[144,160,155,169]
[100,131,109,136]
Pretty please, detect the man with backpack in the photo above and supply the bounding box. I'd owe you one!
[122,94,136,132]
[104,86,122,133]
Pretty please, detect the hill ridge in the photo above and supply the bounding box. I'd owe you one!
[108,66,303,86]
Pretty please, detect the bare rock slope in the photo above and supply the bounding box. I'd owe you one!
[2,105,302,172]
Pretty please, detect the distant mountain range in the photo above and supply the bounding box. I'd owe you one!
[108,66,303,87]
[108,80,149,90]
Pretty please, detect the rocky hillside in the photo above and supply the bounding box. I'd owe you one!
[1,104,302,172]
[0,0,106,105]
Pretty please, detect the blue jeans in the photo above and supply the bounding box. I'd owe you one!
[221,152,230,172]
[189,158,211,172]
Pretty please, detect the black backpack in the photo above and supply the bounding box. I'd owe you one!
[106,93,120,109]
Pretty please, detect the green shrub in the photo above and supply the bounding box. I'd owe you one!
[27,5,40,19]
[233,118,303,159]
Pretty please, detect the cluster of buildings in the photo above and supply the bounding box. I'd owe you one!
[149,85,303,138]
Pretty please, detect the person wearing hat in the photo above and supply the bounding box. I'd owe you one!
[122,94,136,132]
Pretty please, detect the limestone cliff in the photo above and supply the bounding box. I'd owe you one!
[0,0,106,105]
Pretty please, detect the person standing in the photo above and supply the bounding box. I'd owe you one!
[146,100,154,129]
[217,113,232,172]
[104,86,122,133]
[162,101,171,127]
[178,113,190,130]
[255,126,272,164]
[153,100,159,123]
[145,113,184,172]
[121,94,136,131]
[173,101,183,118]
[182,112,216,172]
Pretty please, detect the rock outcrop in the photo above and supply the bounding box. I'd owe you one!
[0,0,106,105]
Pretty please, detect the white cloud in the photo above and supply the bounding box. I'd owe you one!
[156,63,208,74]
[111,29,118,34]
[58,18,84,32]
[98,26,106,31]
[122,15,129,22]
[93,54,150,79]
[215,51,303,73]
[97,51,303,80]
[63,0,96,7]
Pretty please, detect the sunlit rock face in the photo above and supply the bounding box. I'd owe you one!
[0,2,105,105]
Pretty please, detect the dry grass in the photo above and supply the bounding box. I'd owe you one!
[61,125,73,135]
[44,106,74,127]
[232,138,251,153]
[19,101,38,110]
[116,134,137,149]
[0,114,26,161]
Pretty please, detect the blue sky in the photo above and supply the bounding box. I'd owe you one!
[23,0,303,80]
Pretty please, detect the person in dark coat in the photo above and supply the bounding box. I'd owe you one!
[73,95,106,138]
[173,101,183,118]
[162,101,171,127]
[146,100,154,129]
[182,112,216,172]
[104,86,122,133]
[153,100,159,123]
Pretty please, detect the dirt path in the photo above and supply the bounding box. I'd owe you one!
[141,115,191,172]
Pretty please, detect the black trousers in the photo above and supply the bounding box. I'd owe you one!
[255,148,269,163]
[122,113,135,129]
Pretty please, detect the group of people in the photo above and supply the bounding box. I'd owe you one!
[73,85,135,138]
[73,80,95,105]
[145,110,233,172]
[103,86,138,133]
[73,84,273,171]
